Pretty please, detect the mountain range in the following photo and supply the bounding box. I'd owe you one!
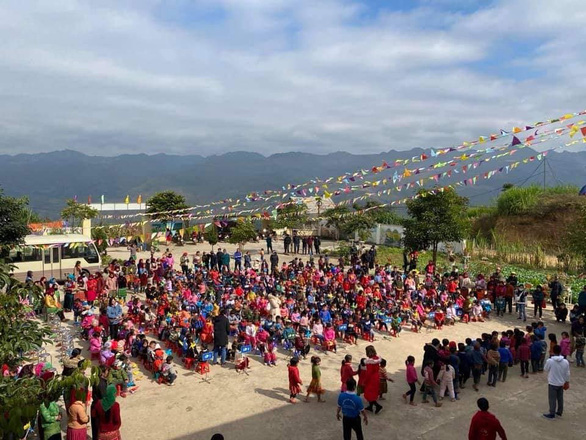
[1,148,585,219]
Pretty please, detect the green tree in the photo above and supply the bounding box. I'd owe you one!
[146,191,189,220]
[60,199,98,231]
[272,201,309,229]
[0,189,32,248]
[0,261,97,438]
[204,223,219,250]
[91,227,109,254]
[403,187,469,265]
[228,219,257,249]
[342,213,376,242]
[323,205,351,240]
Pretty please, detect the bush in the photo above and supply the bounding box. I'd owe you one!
[496,185,543,216]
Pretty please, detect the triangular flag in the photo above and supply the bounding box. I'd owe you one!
[511,136,521,146]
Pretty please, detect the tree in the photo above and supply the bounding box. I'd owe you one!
[323,205,351,240]
[403,187,469,265]
[0,261,96,438]
[91,227,109,254]
[204,223,219,250]
[228,219,257,249]
[272,201,309,229]
[0,189,32,248]
[342,213,376,242]
[60,199,98,231]
[146,191,189,220]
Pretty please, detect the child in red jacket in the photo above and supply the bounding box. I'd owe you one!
[518,339,530,378]
[468,397,507,440]
[288,357,303,403]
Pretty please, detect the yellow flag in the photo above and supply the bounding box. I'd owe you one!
[512,127,522,133]
[137,194,142,204]
[403,168,412,178]
[125,195,130,204]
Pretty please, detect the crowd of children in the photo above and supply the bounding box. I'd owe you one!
[27,243,585,439]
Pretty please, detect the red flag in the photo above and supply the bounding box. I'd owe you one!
[581,127,586,137]
[88,195,92,204]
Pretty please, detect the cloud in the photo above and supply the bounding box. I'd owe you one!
[0,0,585,156]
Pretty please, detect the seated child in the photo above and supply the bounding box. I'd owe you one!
[161,355,177,386]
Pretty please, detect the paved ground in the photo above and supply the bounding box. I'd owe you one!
[49,242,584,440]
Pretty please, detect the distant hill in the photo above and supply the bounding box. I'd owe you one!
[1,148,585,219]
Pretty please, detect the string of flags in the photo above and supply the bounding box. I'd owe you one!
[94,118,581,221]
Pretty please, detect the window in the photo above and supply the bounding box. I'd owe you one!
[8,246,43,262]
[62,242,99,264]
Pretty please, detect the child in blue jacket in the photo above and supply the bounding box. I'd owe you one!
[497,341,512,382]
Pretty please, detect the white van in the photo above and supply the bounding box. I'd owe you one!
[7,234,101,281]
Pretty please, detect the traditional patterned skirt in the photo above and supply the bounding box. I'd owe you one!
[307,378,324,395]
[66,427,88,440]
[99,430,121,440]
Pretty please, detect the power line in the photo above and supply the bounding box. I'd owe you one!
[467,160,544,199]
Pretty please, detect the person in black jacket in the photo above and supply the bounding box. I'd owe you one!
[213,309,230,365]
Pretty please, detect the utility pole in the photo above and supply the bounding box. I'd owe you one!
[543,157,546,190]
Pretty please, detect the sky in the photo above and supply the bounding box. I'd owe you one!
[1,0,585,156]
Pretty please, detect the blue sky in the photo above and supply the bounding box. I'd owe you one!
[0,0,584,155]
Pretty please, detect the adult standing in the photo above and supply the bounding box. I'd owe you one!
[543,345,570,419]
[106,298,122,340]
[421,339,443,389]
[548,276,563,311]
[270,251,279,274]
[468,398,507,440]
[337,378,368,440]
[532,285,545,319]
[91,384,122,440]
[39,398,62,440]
[213,309,230,366]
[233,248,242,271]
[221,249,230,271]
[66,398,89,440]
[91,367,109,440]
[578,285,586,315]
[266,234,273,253]
[267,292,282,321]
[284,234,291,254]
[363,345,383,414]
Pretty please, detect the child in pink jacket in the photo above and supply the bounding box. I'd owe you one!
[402,355,420,406]
[560,332,571,358]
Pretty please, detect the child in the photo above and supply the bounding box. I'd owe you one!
[437,363,456,402]
[486,343,500,387]
[529,335,542,374]
[560,332,571,359]
[356,358,367,396]
[518,339,530,378]
[555,303,568,323]
[263,341,277,367]
[108,360,128,397]
[497,341,512,382]
[575,334,585,367]
[305,356,325,403]
[421,361,442,407]
[402,356,419,406]
[340,355,357,392]
[378,359,394,400]
[161,355,177,386]
[548,334,557,358]
[288,357,303,403]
